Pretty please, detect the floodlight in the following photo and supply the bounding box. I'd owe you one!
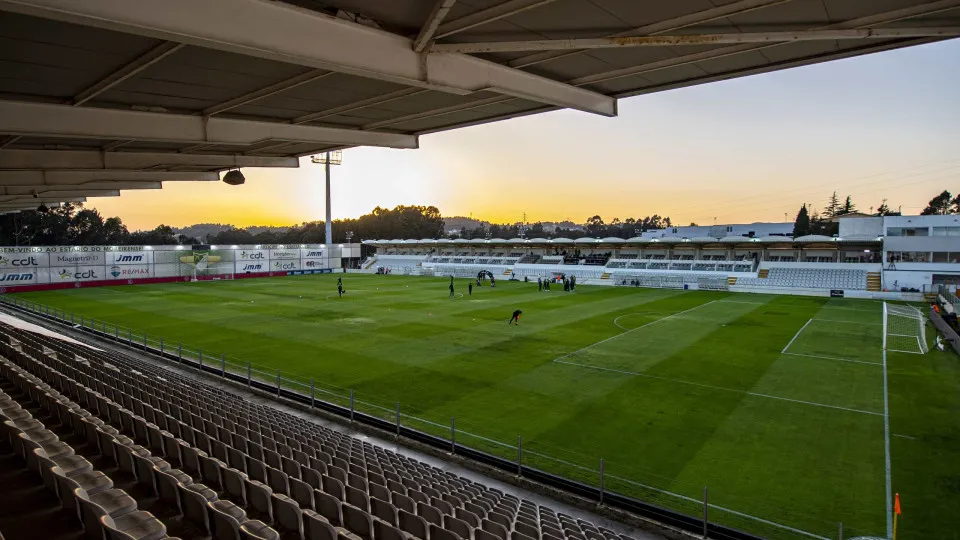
[222,169,246,185]
[310,151,343,165]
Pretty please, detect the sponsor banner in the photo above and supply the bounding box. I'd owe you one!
[236,249,267,262]
[48,266,106,282]
[0,253,49,268]
[52,252,105,266]
[269,249,300,260]
[287,269,333,276]
[270,260,301,272]
[300,248,325,260]
[830,289,845,298]
[0,270,39,284]
[235,261,266,273]
[107,264,152,279]
[303,259,330,270]
[107,251,152,265]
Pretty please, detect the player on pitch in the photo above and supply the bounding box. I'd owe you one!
[509,309,522,326]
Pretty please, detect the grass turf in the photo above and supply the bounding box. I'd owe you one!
[9,274,959,539]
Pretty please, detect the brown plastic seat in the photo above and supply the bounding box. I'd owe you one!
[101,510,167,540]
[208,500,246,540]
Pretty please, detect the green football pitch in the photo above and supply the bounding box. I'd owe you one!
[9,274,959,539]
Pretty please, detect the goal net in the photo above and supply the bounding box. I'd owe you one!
[179,251,234,281]
[883,302,928,354]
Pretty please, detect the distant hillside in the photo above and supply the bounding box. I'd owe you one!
[174,223,291,241]
[443,216,487,233]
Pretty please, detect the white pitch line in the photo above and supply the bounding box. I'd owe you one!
[883,349,893,538]
[812,318,882,326]
[553,300,718,363]
[893,433,915,440]
[553,359,883,416]
[782,351,882,366]
[781,318,813,353]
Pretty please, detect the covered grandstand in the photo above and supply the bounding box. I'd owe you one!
[1,1,959,539]
[1,0,959,212]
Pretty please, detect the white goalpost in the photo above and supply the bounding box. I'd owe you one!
[186,251,234,282]
[883,302,928,354]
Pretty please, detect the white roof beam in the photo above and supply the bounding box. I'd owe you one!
[0,192,116,204]
[0,197,86,210]
[73,41,184,105]
[0,170,218,187]
[433,0,557,40]
[0,100,418,149]
[0,0,615,117]
[1,183,160,196]
[433,28,960,54]
[507,0,794,69]
[0,149,299,170]
[414,0,458,52]
[569,1,960,87]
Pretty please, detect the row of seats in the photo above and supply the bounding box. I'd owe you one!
[0,322,637,540]
[737,268,867,290]
[1,356,173,539]
[612,273,728,291]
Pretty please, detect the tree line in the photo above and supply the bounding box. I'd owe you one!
[3,190,956,247]
[791,189,960,237]
[0,203,191,247]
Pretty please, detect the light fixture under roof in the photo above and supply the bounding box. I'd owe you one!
[222,169,245,185]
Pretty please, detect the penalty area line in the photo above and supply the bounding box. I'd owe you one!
[782,351,882,366]
[781,318,813,353]
[554,360,882,416]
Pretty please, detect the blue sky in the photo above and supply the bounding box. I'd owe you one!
[91,39,960,230]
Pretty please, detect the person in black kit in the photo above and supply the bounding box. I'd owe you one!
[563,278,569,292]
[537,277,542,291]
[337,282,344,298]
[570,274,576,290]
[449,281,455,298]
[468,282,473,295]
[509,309,522,325]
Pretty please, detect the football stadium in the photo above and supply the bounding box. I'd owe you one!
[1,2,959,540]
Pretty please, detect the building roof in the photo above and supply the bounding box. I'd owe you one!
[1,0,957,212]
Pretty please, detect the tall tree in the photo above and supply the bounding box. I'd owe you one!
[824,191,841,218]
[840,195,856,215]
[876,199,891,216]
[921,190,953,215]
[952,193,960,214]
[584,215,605,237]
[792,205,810,237]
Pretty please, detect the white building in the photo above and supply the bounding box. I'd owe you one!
[839,214,960,291]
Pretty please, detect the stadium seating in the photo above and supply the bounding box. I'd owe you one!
[614,273,728,291]
[735,267,867,289]
[0,322,640,540]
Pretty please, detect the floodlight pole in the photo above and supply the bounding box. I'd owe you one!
[311,151,343,249]
[325,152,333,246]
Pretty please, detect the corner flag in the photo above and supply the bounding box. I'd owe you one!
[893,493,901,540]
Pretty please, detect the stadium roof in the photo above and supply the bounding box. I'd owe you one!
[1,0,958,213]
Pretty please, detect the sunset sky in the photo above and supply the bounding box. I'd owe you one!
[90,40,960,231]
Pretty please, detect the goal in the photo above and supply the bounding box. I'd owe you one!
[180,251,234,282]
[883,302,928,354]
